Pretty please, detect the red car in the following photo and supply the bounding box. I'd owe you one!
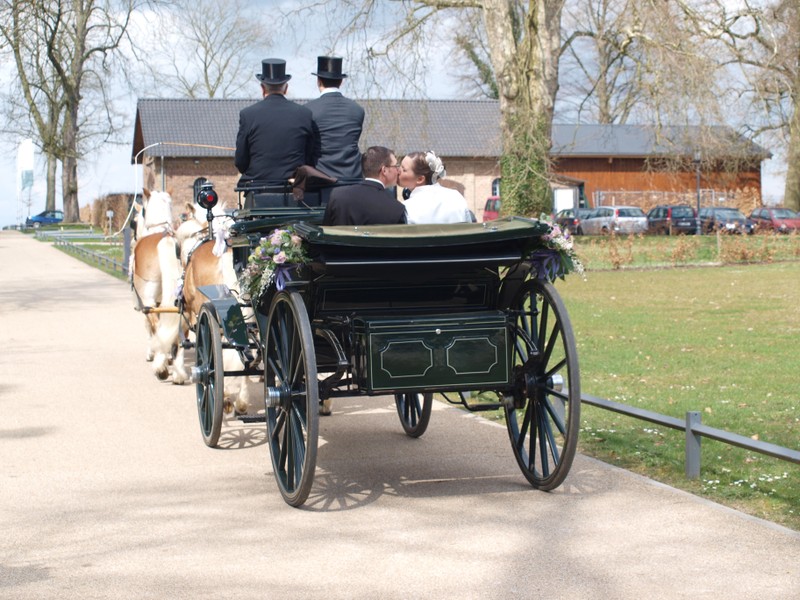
[748,207,800,233]
[482,196,501,222]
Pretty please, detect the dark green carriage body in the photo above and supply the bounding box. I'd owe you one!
[227,214,553,396]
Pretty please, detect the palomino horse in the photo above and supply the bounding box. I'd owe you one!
[176,202,258,415]
[130,189,188,384]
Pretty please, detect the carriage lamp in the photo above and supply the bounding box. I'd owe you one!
[197,182,219,210]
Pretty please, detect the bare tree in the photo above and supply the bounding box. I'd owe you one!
[0,1,65,212]
[140,0,266,99]
[1,0,150,222]
[559,0,648,124]
[293,0,566,217]
[556,0,762,187]
[672,0,799,210]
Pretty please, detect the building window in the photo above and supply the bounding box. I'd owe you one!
[491,178,501,196]
[192,177,208,202]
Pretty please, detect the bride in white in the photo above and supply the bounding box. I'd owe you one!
[398,150,473,224]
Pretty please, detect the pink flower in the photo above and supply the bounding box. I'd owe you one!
[270,231,284,246]
[290,234,302,247]
[273,251,287,264]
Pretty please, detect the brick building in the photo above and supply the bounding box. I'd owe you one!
[132,98,769,221]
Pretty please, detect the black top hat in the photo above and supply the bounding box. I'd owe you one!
[312,56,347,79]
[256,58,291,84]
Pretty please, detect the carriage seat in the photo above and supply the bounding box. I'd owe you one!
[240,187,329,209]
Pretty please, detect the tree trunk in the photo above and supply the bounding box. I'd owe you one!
[483,0,562,217]
[61,105,80,223]
[45,152,58,212]
[783,66,800,211]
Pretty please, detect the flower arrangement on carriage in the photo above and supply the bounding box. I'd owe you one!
[534,215,585,281]
[240,226,310,299]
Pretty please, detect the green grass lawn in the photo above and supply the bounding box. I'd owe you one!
[558,260,799,530]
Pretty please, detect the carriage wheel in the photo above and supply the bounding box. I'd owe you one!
[195,305,224,448]
[264,291,319,507]
[394,392,433,438]
[506,279,580,490]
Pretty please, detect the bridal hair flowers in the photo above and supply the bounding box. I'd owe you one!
[425,151,447,183]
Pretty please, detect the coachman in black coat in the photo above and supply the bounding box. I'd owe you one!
[235,59,316,187]
[305,56,365,182]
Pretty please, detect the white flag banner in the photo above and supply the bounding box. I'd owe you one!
[18,139,34,191]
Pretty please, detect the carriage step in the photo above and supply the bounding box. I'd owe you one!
[236,414,266,423]
[440,392,508,412]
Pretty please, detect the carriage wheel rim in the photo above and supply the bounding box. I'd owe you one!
[506,280,580,490]
[195,307,223,446]
[264,292,318,506]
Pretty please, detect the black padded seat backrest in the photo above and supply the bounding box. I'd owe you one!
[242,189,330,209]
[299,191,322,207]
[244,191,294,209]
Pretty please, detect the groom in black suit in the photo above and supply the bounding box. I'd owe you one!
[323,146,406,226]
[306,56,365,182]
[235,59,316,187]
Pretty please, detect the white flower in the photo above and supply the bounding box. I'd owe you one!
[425,151,446,183]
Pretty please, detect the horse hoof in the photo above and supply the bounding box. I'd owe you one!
[155,369,169,381]
[319,398,332,416]
[223,400,234,415]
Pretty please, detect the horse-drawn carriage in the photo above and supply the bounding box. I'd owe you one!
[190,182,582,507]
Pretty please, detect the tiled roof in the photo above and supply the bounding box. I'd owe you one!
[551,123,769,158]
[132,98,769,162]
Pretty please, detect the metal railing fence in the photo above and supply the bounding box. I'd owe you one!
[51,237,127,276]
[581,394,800,478]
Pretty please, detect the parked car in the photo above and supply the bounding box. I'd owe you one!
[698,207,755,234]
[646,204,698,235]
[26,210,64,228]
[580,205,648,235]
[482,196,501,222]
[555,207,592,235]
[748,206,800,233]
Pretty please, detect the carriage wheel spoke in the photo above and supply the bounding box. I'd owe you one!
[538,299,548,347]
[542,321,559,366]
[535,404,551,478]
[542,394,568,436]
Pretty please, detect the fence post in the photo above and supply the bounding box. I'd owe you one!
[685,411,702,479]
[123,228,131,276]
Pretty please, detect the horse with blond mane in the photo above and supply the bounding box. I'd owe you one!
[130,188,188,384]
[176,199,258,417]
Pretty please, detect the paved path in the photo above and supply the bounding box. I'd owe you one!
[0,230,798,599]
